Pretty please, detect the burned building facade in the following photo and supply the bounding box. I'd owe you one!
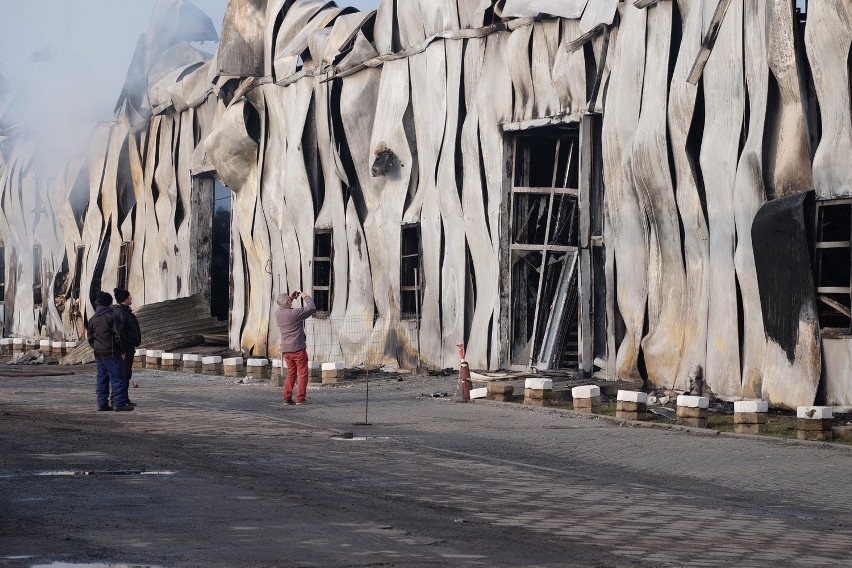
[0,0,850,409]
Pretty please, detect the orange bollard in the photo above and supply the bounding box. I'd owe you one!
[457,344,471,402]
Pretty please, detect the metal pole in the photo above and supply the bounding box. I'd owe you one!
[364,372,369,424]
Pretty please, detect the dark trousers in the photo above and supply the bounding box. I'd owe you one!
[109,352,135,404]
[122,352,134,400]
[97,357,127,408]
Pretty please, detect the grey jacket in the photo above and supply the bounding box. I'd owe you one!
[275,296,316,353]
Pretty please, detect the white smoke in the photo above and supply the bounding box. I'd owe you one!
[0,0,376,175]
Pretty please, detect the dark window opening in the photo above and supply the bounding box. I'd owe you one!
[117,241,131,290]
[513,136,579,189]
[815,201,852,333]
[401,224,422,319]
[71,246,84,300]
[117,140,136,227]
[33,244,43,306]
[312,231,333,317]
[90,227,112,307]
[211,180,232,321]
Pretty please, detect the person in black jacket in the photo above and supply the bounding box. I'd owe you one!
[112,288,141,407]
[88,291,132,412]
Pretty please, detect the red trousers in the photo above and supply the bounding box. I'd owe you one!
[283,349,309,403]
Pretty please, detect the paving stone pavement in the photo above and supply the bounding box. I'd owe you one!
[2,367,851,567]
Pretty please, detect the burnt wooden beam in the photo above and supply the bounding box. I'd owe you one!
[686,0,733,85]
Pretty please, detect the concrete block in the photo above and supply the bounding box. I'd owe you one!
[223,357,245,376]
[470,387,487,399]
[144,350,162,367]
[616,400,647,412]
[797,418,834,431]
[616,410,645,421]
[524,387,553,400]
[676,417,708,428]
[676,406,708,419]
[797,430,832,441]
[63,341,78,349]
[734,412,768,424]
[797,406,833,420]
[832,426,852,443]
[182,354,203,372]
[308,361,322,383]
[734,400,768,413]
[246,359,270,380]
[39,339,52,353]
[322,362,346,381]
[160,353,181,369]
[487,393,514,402]
[523,397,551,407]
[617,390,648,404]
[50,340,65,355]
[525,377,552,390]
[12,338,24,350]
[571,385,601,399]
[735,423,767,435]
[677,395,709,409]
[25,339,38,349]
[145,349,163,368]
[202,355,223,374]
[573,396,602,409]
[487,382,514,395]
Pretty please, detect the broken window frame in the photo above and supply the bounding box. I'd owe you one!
[814,199,852,335]
[509,130,581,370]
[400,223,423,321]
[312,230,333,318]
[117,241,132,291]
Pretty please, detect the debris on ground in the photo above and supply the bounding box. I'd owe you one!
[649,407,677,421]
[9,350,45,365]
[418,392,449,399]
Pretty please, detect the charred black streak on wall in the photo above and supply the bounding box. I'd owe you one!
[752,192,816,363]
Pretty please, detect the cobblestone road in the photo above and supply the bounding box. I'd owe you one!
[2,368,851,567]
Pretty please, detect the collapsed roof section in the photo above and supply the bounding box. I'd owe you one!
[119,0,622,130]
[114,0,218,131]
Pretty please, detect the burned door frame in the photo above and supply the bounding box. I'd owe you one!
[507,124,581,370]
[578,114,605,376]
[504,116,603,373]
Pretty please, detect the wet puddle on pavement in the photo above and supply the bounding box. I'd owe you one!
[27,563,167,568]
[0,470,176,478]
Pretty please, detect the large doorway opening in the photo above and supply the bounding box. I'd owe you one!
[211,180,232,321]
[509,128,581,370]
